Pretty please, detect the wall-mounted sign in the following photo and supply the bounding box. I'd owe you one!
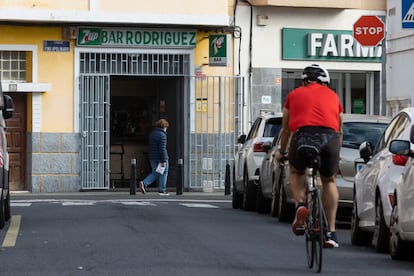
[402,0,414,28]
[43,40,70,52]
[209,34,230,66]
[282,28,382,62]
[78,28,197,48]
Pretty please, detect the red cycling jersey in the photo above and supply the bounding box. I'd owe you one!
[284,83,343,132]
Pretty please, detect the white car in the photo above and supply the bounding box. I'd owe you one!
[232,112,283,211]
[351,107,414,253]
[388,139,414,260]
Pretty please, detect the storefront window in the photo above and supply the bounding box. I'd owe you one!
[282,70,370,114]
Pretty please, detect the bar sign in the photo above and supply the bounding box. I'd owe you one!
[209,34,230,66]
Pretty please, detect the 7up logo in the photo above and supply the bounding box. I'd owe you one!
[78,28,101,45]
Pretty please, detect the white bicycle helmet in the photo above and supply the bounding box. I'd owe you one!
[301,64,330,85]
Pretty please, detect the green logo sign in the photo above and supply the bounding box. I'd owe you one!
[78,28,101,45]
[78,28,197,48]
[282,28,382,62]
[209,35,228,66]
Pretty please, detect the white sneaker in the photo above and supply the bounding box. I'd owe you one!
[159,192,170,196]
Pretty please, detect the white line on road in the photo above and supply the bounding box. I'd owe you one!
[179,203,219,208]
[11,203,32,207]
[119,201,157,206]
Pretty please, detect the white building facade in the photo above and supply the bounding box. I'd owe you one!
[386,0,414,116]
[235,1,386,131]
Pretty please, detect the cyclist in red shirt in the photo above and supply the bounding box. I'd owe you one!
[276,64,343,248]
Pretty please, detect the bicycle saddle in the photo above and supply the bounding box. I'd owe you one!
[297,144,320,168]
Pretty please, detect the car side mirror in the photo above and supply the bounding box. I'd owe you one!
[3,94,14,120]
[237,134,246,144]
[359,141,373,163]
[389,139,413,157]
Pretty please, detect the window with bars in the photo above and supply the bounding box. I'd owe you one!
[0,51,27,81]
[79,52,189,76]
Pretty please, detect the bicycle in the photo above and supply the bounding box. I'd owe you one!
[297,144,329,273]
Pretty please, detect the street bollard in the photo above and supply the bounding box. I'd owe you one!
[176,158,183,195]
[130,159,137,195]
[225,163,231,195]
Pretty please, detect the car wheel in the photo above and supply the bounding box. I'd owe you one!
[232,168,243,209]
[373,196,390,253]
[350,194,373,246]
[256,182,270,213]
[278,183,294,222]
[0,190,5,229]
[243,169,256,211]
[390,202,413,260]
[270,173,280,217]
[5,189,10,221]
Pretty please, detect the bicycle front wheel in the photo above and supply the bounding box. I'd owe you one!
[313,188,324,273]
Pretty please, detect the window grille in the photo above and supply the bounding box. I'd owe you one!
[0,51,26,81]
[79,52,189,75]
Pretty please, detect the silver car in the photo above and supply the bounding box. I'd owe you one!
[351,107,414,253]
[389,139,414,260]
[257,113,389,222]
[232,112,283,211]
[336,114,390,213]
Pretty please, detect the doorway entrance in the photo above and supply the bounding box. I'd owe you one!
[109,76,184,189]
[6,93,27,191]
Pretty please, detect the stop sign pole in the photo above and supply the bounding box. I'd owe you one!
[353,15,385,47]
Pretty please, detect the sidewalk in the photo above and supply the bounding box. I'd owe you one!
[10,189,230,201]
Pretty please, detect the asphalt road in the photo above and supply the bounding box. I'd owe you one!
[0,191,414,276]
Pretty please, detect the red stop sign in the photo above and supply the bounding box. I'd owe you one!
[353,15,385,47]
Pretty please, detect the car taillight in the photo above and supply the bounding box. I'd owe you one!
[388,193,395,207]
[392,154,408,166]
[253,142,265,152]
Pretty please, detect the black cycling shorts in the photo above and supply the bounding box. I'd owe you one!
[288,126,340,177]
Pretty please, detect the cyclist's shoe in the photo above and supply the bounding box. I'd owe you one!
[324,231,339,248]
[292,203,308,235]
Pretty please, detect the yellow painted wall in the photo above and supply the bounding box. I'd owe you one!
[0,0,87,10]
[193,31,235,133]
[0,0,230,15]
[0,25,74,132]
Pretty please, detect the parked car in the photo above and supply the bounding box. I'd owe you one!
[232,112,283,211]
[351,107,414,253]
[258,113,390,222]
[0,75,14,229]
[388,139,414,260]
[336,114,390,215]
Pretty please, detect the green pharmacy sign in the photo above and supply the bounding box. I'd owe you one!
[78,28,197,48]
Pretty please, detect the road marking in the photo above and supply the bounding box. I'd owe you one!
[120,201,157,206]
[61,201,96,206]
[11,203,32,207]
[179,203,219,208]
[2,215,21,247]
